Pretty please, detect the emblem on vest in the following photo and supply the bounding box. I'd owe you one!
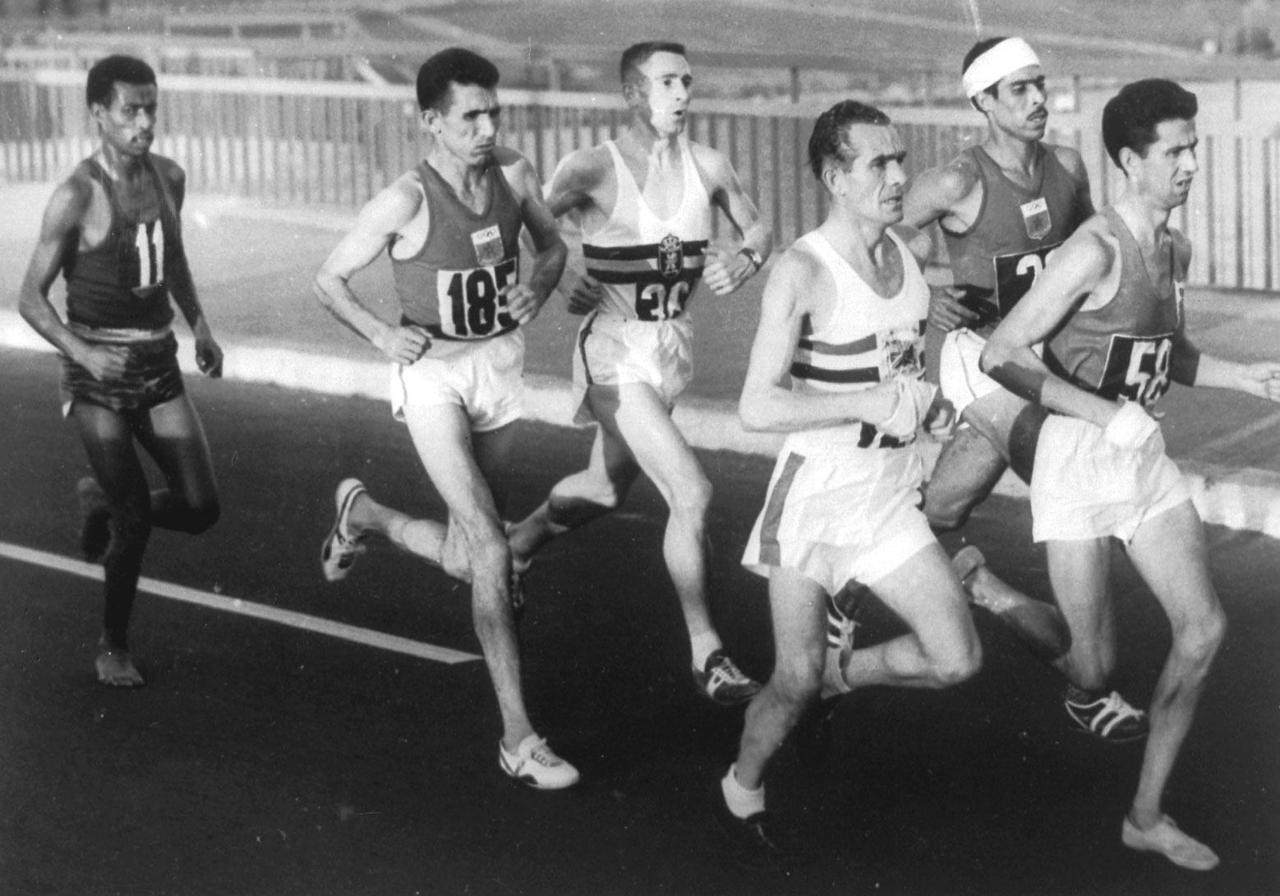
[1020,197,1052,241]
[658,234,684,281]
[471,225,506,267]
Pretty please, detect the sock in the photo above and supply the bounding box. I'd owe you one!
[690,631,722,670]
[721,765,765,819]
[1065,683,1102,703]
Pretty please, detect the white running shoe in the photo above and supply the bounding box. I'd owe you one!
[498,734,580,790]
[1122,814,1219,871]
[321,478,367,582]
[1065,689,1149,742]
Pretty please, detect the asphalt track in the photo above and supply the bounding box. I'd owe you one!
[1,342,1278,896]
[1,183,1279,894]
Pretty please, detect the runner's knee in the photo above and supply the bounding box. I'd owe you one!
[920,631,982,688]
[1173,603,1226,671]
[666,470,711,520]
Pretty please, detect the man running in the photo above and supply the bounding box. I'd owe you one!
[984,78,1280,870]
[903,36,1145,740]
[505,42,772,705]
[716,101,979,866]
[313,49,577,789]
[19,55,222,687]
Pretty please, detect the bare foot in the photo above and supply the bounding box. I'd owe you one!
[95,645,144,687]
[953,547,1069,660]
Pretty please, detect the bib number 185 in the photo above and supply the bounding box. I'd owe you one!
[438,258,518,338]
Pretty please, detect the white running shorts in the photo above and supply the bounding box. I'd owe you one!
[391,329,524,433]
[742,435,936,593]
[1031,413,1190,543]
[572,312,694,425]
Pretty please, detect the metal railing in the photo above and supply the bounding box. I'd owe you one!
[1,68,1276,292]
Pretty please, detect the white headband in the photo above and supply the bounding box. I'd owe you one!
[962,38,1041,98]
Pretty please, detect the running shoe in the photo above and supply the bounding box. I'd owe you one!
[1065,689,1149,742]
[320,478,367,582]
[1122,814,1219,870]
[76,477,111,563]
[694,649,762,706]
[713,783,794,870]
[498,734,580,790]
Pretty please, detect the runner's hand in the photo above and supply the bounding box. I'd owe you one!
[702,247,755,296]
[879,377,938,439]
[502,283,543,326]
[1103,401,1159,450]
[195,335,223,378]
[929,285,981,332]
[76,343,130,381]
[375,324,430,365]
[565,274,605,315]
[1235,361,1280,402]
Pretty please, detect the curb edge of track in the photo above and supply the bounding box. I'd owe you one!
[4,309,1279,541]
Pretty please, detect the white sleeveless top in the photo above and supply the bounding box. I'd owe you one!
[785,228,930,452]
[580,138,713,321]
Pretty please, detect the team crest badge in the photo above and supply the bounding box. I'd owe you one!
[471,225,506,266]
[658,233,684,281]
[1020,197,1052,241]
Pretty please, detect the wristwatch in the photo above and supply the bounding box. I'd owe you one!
[737,247,764,275]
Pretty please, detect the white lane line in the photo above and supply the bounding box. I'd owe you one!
[0,541,482,665]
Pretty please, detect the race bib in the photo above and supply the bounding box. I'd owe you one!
[992,241,1061,318]
[128,220,166,297]
[434,257,519,339]
[1098,332,1173,408]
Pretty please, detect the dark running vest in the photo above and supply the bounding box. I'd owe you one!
[64,157,179,331]
[941,144,1086,330]
[1044,207,1186,410]
[391,160,523,341]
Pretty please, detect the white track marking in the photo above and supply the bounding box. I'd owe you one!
[0,541,481,665]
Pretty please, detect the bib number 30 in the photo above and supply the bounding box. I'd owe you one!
[635,280,690,321]
[438,258,518,338]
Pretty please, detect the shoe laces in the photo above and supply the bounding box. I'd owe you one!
[707,654,751,688]
[826,606,857,651]
[525,736,563,767]
[1098,691,1145,720]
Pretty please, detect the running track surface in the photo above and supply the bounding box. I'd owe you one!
[0,350,1277,896]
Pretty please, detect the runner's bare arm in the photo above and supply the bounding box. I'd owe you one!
[314,177,428,365]
[981,226,1120,427]
[738,248,897,433]
[158,161,222,377]
[17,177,129,380]
[696,146,772,296]
[503,152,567,325]
[903,158,982,331]
[544,147,608,314]
[1163,234,1280,401]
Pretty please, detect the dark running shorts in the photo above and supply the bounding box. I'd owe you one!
[60,330,185,417]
